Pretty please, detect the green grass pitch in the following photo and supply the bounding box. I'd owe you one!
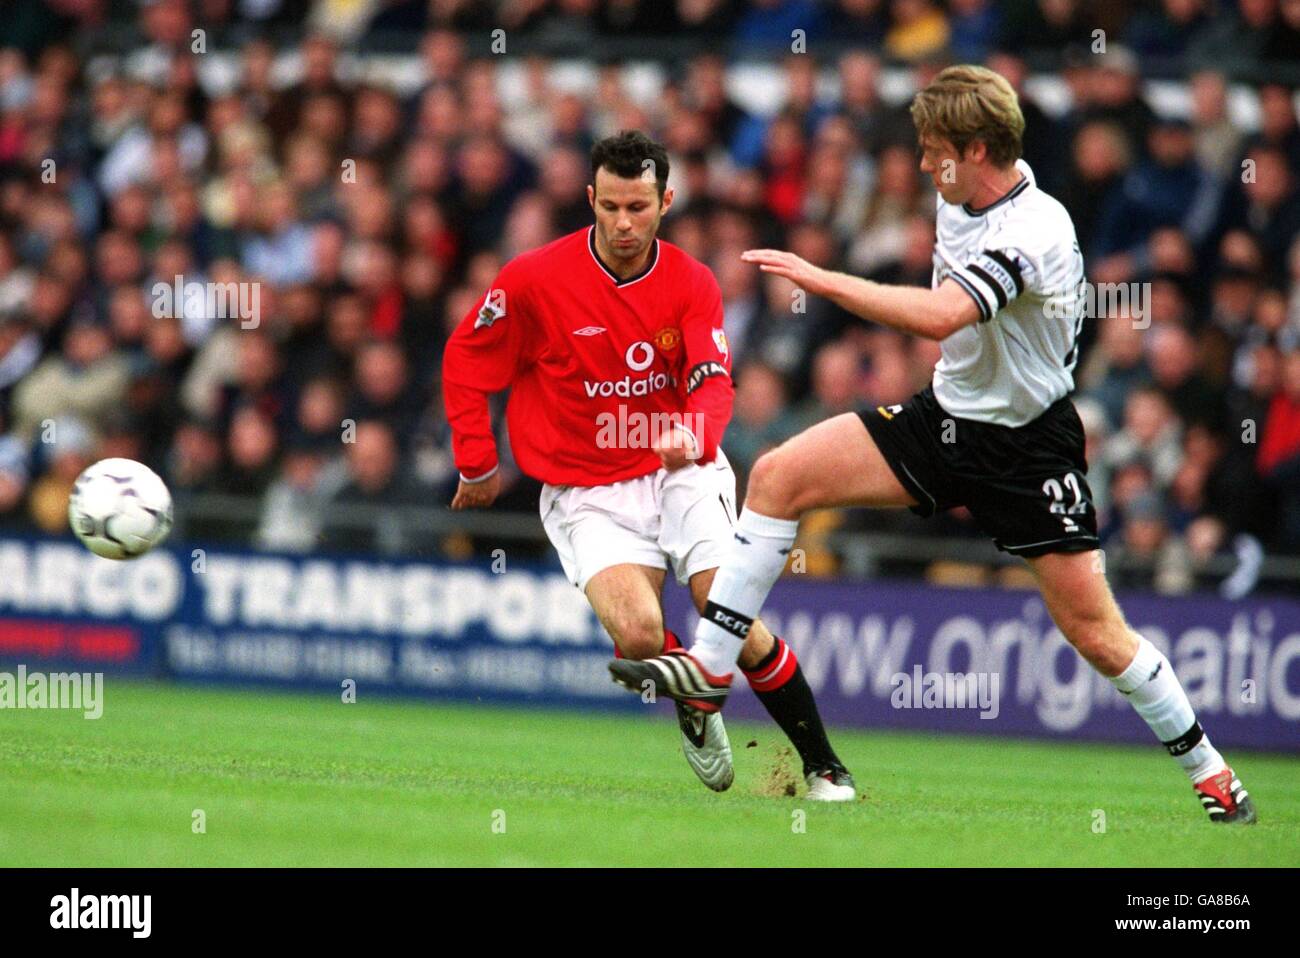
[1,680,1296,867]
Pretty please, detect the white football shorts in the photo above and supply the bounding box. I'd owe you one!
[540,450,738,591]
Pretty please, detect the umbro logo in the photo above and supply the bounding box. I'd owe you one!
[573,326,606,336]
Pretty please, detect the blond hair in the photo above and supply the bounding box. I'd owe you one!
[910,65,1024,167]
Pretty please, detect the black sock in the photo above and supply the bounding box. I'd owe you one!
[744,637,845,775]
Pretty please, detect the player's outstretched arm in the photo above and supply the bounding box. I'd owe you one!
[741,249,981,341]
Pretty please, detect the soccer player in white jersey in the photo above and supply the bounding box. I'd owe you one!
[608,66,1256,823]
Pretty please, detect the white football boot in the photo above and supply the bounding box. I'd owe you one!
[805,765,856,802]
[675,701,734,792]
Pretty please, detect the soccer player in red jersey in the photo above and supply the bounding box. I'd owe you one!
[442,131,853,798]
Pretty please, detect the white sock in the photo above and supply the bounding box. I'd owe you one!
[1110,635,1225,784]
[692,508,798,676]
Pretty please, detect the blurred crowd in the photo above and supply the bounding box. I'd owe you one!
[5,1,1300,76]
[0,1,1299,591]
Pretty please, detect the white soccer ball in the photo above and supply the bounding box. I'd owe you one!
[68,458,174,560]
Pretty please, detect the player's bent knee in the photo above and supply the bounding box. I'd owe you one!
[609,614,667,659]
[745,452,784,502]
[1058,618,1131,674]
[746,450,803,518]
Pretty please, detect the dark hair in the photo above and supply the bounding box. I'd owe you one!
[590,130,670,199]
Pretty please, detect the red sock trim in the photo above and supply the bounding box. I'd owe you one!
[613,628,682,659]
[743,637,797,692]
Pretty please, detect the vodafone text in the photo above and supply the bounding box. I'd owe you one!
[582,371,674,399]
[583,340,675,399]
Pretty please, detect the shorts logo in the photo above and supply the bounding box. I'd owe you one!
[1043,474,1088,533]
[474,288,506,330]
[878,404,903,420]
[654,327,681,352]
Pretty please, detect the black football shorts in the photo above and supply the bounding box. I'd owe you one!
[858,386,1100,558]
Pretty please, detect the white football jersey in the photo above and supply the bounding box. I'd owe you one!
[930,159,1086,427]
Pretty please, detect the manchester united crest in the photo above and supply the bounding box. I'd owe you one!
[654,327,681,352]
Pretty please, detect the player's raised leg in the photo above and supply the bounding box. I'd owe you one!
[689,569,855,800]
[1027,550,1256,824]
[585,563,734,792]
[610,413,915,703]
[691,412,915,681]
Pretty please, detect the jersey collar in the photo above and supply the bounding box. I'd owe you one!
[587,226,660,287]
[961,174,1030,216]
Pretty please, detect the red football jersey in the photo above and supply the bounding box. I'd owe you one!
[442,227,734,487]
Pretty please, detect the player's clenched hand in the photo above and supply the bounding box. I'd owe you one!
[451,471,501,509]
[741,249,834,297]
[653,427,696,472]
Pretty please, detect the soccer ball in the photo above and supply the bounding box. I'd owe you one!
[68,458,174,560]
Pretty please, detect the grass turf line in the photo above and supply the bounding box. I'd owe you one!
[1,681,1296,867]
